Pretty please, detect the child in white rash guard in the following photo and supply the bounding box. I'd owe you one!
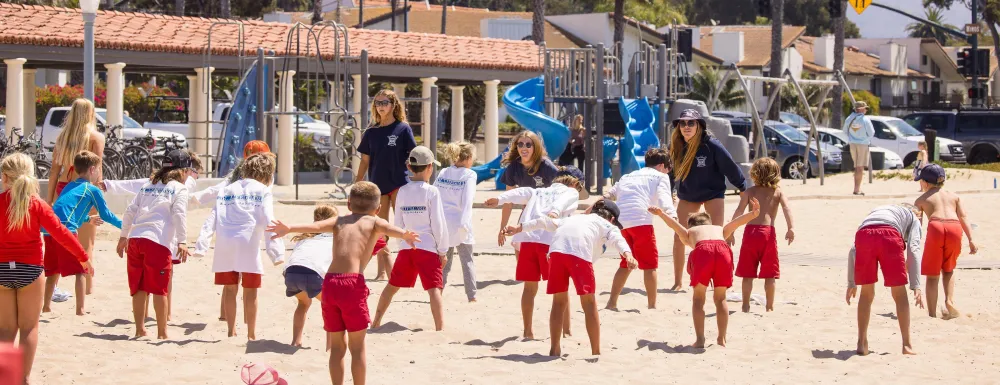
[434,142,479,302]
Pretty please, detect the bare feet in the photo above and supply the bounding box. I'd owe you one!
[157,332,168,340]
[374,274,387,281]
[370,318,382,329]
[523,331,534,340]
[76,309,88,316]
[902,344,917,355]
[563,330,572,337]
[765,306,774,312]
[942,304,961,320]
[42,307,51,313]
[604,304,618,311]
[548,347,561,356]
[228,330,238,338]
[692,337,706,349]
[717,337,726,347]
[647,305,656,310]
[291,340,303,347]
[468,298,477,303]
[218,316,226,321]
[741,304,750,313]
[856,339,869,356]
[134,329,148,338]
[248,332,257,341]
[670,284,683,291]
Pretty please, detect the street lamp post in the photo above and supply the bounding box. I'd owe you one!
[81,0,99,101]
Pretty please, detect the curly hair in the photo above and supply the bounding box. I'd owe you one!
[750,157,781,189]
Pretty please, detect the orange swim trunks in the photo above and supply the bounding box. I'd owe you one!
[921,218,963,276]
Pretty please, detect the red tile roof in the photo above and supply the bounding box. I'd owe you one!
[0,3,542,72]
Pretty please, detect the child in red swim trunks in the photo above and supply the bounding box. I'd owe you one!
[267,181,418,385]
[914,164,978,319]
[730,157,794,313]
[651,198,759,349]
[603,147,675,310]
[846,204,925,356]
[506,199,637,356]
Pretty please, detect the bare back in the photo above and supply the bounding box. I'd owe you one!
[686,225,726,245]
[744,186,782,226]
[328,214,383,275]
[915,188,960,220]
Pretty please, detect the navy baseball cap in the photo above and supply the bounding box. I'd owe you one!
[597,199,623,229]
[557,165,589,199]
[918,164,946,185]
[161,149,192,169]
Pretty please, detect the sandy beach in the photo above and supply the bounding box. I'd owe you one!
[29,171,1000,384]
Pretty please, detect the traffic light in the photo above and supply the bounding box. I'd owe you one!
[828,0,842,18]
[968,85,986,99]
[957,47,971,76]
[976,48,991,77]
[757,0,771,17]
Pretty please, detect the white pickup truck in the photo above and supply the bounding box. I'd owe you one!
[142,101,334,154]
[39,107,187,148]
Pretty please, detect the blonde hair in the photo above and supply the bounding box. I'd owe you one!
[570,114,584,132]
[552,174,582,193]
[54,98,96,168]
[502,130,546,174]
[442,141,476,165]
[186,149,204,172]
[750,157,781,189]
[370,89,407,127]
[2,153,39,232]
[349,181,381,213]
[241,153,276,186]
[292,205,339,242]
[669,121,706,182]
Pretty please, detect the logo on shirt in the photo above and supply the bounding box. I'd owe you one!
[695,156,707,168]
[220,194,265,203]
[533,176,544,187]
[139,187,177,197]
[436,178,465,187]
[400,206,427,214]
[387,135,399,146]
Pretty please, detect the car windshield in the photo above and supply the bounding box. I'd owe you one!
[97,112,143,129]
[295,114,317,124]
[883,118,922,137]
[769,122,810,141]
[781,112,808,127]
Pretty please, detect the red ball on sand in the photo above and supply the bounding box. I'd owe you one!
[241,362,286,385]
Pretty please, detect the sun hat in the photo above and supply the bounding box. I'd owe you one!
[673,109,706,126]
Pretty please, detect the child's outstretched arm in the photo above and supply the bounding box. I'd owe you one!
[779,191,794,244]
[506,216,559,235]
[268,217,338,239]
[261,191,285,266]
[729,190,749,222]
[374,217,421,248]
[723,197,760,240]
[649,206,693,248]
[955,196,978,254]
[193,206,218,258]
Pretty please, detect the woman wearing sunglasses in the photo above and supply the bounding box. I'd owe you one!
[356,89,417,280]
[667,109,748,291]
[496,130,559,248]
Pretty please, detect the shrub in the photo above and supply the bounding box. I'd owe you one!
[843,90,880,117]
[499,122,522,134]
[33,83,181,126]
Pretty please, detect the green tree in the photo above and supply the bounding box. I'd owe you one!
[779,78,834,125]
[906,7,957,45]
[689,64,746,111]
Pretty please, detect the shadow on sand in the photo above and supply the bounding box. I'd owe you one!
[246,339,304,354]
[466,353,562,364]
[636,339,706,354]
[369,322,422,334]
[464,336,519,349]
[151,339,220,347]
[476,280,521,290]
[75,332,130,341]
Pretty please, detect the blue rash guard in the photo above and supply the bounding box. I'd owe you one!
[44,178,122,234]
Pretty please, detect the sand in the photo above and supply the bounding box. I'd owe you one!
[28,171,1000,384]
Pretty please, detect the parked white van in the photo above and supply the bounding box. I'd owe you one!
[867,116,965,167]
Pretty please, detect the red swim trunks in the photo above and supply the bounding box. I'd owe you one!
[388,248,443,290]
[921,218,963,276]
[546,252,596,295]
[55,181,69,197]
[854,225,907,287]
[621,225,658,270]
[43,235,87,277]
[321,273,371,332]
[372,236,388,256]
[214,272,263,288]
[688,240,734,288]
[126,237,173,296]
[736,225,779,279]
[515,242,550,282]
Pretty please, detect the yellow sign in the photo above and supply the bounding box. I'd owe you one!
[851,0,871,15]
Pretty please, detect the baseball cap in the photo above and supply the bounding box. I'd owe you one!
[408,146,441,167]
[556,165,590,199]
[854,101,869,109]
[596,199,623,229]
[918,164,946,185]
[161,149,192,169]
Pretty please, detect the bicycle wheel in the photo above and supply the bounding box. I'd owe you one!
[121,145,154,179]
[103,148,123,180]
[34,160,51,179]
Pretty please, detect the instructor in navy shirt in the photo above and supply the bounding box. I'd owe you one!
[667,109,747,290]
[356,89,416,279]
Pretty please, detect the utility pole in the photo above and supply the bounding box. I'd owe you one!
[971,0,980,107]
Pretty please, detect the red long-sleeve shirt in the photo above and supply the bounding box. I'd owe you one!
[0,192,88,266]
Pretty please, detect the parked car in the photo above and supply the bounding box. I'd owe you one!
[900,110,996,164]
[799,127,904,170]
[40,107,187,149]
[711,110,752,119]
[726,118,842,179]
[866,115,965,166]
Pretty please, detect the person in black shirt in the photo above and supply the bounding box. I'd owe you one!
[497,130,560,248]
[667,109,748,290]
[355,89,417,280]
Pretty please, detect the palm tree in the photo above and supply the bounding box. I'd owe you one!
[441,0,448,34]
[780,80,834,125]
[768,0,784,120]
[832,0,845,129]
[175,0,184,16]
[690,65,746,111]
[905,7,956,45]
[613,0,625,55]
[311,0,321,24]
[532,0,545,45]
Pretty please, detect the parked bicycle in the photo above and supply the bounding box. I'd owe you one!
[0,127,52,179]
[99,124,156,180]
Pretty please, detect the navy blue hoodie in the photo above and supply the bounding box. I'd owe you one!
[674,135,748,202]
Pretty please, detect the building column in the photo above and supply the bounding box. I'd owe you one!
[104,63,126,128]
[449,85,465,142]
[4,59,26,135]
[277,70,297,186]
[484,79,500,161]
[186,74,201,156]
[351,74,366,177]
[193,67,215,168]
[392,83,407,114]
[23,69,37,136]
[420,77,438,145]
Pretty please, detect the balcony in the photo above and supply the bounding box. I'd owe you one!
[882,92,960,109]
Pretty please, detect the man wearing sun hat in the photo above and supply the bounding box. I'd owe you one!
[843,101,876,196]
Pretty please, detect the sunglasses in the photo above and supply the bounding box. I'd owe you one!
[675,120,698,128]
[516,141,533,149]
[374,100,392,107]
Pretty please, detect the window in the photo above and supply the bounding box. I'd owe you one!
[870,78,883,97]
[872,120,896,140]
[921,115,949,133]
[922,55,928,66]
[903,115,922,129]
[956,114,1000,130]
[48,110,68,127]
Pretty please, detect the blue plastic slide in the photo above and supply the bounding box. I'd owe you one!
[471,76,571,189]
[617,97,661,175]
[215,61,269,177]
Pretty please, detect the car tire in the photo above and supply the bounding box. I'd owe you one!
[902,152,917,168]
[783,157,808,180]
[969,146,999,165]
